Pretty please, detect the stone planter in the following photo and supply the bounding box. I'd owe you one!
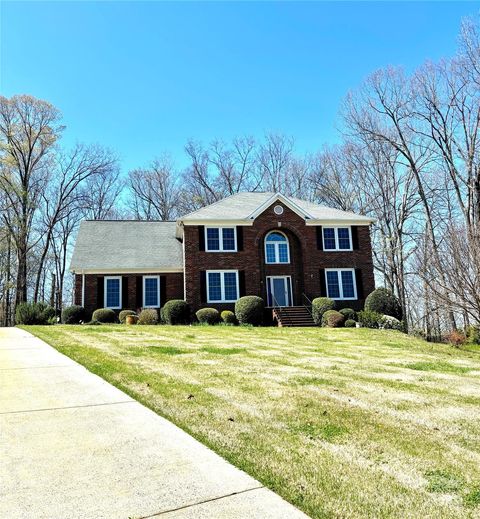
[126,315,138,325]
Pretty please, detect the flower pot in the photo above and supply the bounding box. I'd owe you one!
[126,315,138,325]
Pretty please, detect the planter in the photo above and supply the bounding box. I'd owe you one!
[126,315,138,325]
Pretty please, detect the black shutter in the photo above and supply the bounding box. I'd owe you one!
[198,226,205,251]
[122,277,128,309]
[355,268,364,299]
[97,277,104,308]
[236,226,244,251]
[239,270,246,297]
[200,271,207,303]
[136,276,143,309]
[351,226,359,250]
[319,269,327,297]
[316,226,324,250]
[160,275,167,306]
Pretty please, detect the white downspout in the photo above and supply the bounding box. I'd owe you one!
[81,272,85,308]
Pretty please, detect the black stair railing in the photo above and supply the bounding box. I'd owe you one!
[301,293,314,319]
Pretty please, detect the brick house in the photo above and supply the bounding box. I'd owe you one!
[70,192,375,324]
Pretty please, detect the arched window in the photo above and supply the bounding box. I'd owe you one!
[265,231,290,264]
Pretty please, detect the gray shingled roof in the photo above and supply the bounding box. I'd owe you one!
[70,221,183,272]
[179,192,373,222]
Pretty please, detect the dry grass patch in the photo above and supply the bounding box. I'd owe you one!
[26,325,480,519]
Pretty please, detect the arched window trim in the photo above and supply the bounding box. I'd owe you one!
[264,231,290,264]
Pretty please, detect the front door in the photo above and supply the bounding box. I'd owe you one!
[267,276,292,307]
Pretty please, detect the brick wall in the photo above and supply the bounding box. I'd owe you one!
[74,272,184,318]
[184,201,375,312]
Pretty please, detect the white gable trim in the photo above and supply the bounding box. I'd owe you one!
[247,193,314,221]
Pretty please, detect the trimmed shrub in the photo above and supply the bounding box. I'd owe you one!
[322,310,345,328]
[221,310,237,325]
[345,319,356,328]
[379,315,405,332]
[119,310,137,324]
[358,310,382,329]
[138,308,158,325]
[365,288,402,320]
[339,308,356,321]
[15,302,55,325]
[162,300,190,325]
[312,297,335,325]
[196,308,221,325]
[61,305,85,324]
[235,296,264,326]
[92,308,116,323]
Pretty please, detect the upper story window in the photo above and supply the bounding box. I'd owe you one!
[205,227,237,252]
[207,270,239,303]
[323,227,352,251]
[265,231,290,264]
[143,275,160,308]
[325,269,357,300]
[104,276,121,309]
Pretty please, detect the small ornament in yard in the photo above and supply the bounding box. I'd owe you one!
[126,314,138,325]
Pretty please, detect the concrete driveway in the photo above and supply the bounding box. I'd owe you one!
[0,327,308,519]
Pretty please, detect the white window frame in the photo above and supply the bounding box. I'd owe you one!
[206,270,239,303]
[322,226,353,252]
[205,226,237,252]
[104,276,122,309]
[325,268,357,300]
[143,275,160,308]
[264,231,290,264]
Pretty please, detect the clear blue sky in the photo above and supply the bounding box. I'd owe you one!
[1,1,479,172]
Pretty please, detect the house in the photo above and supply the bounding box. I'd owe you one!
[70,192,375,324]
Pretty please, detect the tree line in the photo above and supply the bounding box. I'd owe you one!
[1,16,478,336]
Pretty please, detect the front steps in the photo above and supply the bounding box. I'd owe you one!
[272,306,316,327]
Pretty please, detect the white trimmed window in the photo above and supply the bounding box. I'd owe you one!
[323,227,352,251]
[104,276,122,309]
[207,270,239,303]
[325,269,357,300]
[205,227,237,252]
[265,231,290,264]
[143,275,160,308]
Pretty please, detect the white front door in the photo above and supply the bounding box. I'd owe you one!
[267,276,292,307]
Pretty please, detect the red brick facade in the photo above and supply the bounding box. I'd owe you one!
[184,201,375,312]
[75,200,375,318]
[74,272,184,318]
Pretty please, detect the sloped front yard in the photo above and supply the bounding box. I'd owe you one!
[28,325,480,518]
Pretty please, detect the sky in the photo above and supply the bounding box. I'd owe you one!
[1,1,479,173]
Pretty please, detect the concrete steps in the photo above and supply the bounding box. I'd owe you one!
[272,306,316,327]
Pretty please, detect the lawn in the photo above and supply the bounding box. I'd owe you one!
[27,325,480,519]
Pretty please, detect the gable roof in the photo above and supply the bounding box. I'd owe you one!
[70,221,183,273]
[178,192,374,225]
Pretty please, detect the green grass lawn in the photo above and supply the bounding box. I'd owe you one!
[26,325,480,518]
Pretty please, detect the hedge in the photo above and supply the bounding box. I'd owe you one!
[312,297,335,325]
[61,305,85,324]
[235,296,264,326]
[162,300,190,325]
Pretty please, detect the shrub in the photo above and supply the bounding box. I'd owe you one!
[345,319,356,328]
[119,310,137,324]
[322,310,345,328]
[358,310,382,329]
[312,297,335,325]
[196,308,221,325]
[61,305,85,324]
[92,308,117,323]
[365,288,402,320]
[235,296,264,326]
[15,302,55,325]
[379,315,405,332]
[221,310,237,325]
[86,319,101,325]
[162,300,190,325]
[339,308,356,321]
[444,330,466,347]
[466,325,480,345]
[138,308,158,325]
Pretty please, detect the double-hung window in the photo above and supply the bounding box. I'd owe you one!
[104,276,122,309]
[206,227,237,252]
[143,275,160,308]
[207,271,239,303]
[325,269,357,300]
[265,231,290,264]
[323,227,352,251]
